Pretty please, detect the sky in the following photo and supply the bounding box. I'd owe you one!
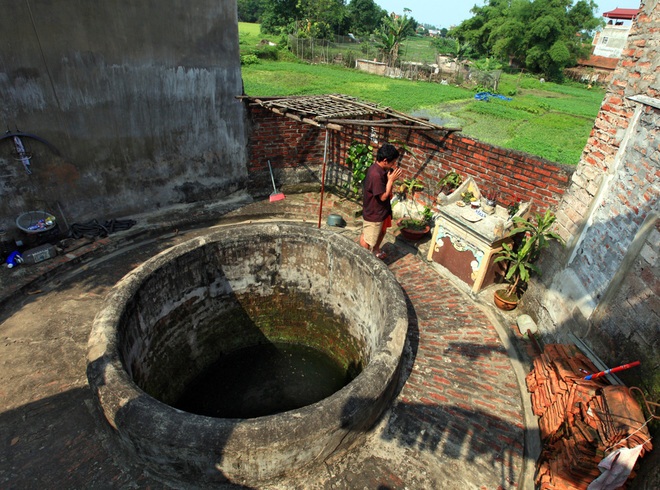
[375,0,643,30]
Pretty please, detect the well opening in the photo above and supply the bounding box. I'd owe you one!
[87,222,408,486]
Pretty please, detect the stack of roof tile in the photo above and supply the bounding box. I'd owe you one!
[526,344,653,489]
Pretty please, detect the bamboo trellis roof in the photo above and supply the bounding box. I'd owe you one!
[241,94,461,132]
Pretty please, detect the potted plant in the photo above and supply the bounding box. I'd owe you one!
[397,206,433,241]
[395,178,424,200]
[492,210,564,310]
[438,170,463,195]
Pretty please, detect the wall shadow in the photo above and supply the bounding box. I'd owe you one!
[0,388,149,488]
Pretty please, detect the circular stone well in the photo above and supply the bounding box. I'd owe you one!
[87,222,408,487]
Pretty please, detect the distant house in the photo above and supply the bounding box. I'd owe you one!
[592,8,640,58]
[572,7,640,84]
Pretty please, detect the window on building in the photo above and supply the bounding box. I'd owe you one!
[602,36,609,45]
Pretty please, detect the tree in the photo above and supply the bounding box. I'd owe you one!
[449,0,601,81]
[237,0,266,23]
[431,37,473,62]
[297,0,349,39]
[449,0,510,59]
[375,10,414,67]
[261,0,299,34]
[347,0,387,37]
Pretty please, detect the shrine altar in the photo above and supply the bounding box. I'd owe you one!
[427,203,512,293]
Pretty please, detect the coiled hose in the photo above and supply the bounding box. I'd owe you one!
[68,219,137,239]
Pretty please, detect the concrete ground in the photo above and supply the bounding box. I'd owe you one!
[0,190,540,489]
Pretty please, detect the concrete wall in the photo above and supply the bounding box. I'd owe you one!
[0,0,247,236]
[524,0,659,401]
[355,59,387,76]
[593,24,633,59]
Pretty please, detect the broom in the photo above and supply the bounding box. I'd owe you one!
[267,160,285,202]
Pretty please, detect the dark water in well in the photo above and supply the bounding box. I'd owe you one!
[174,342,355,419]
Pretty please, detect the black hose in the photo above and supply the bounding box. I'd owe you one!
[68,218,136,239]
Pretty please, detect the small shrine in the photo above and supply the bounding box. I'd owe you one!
[428,177,531,293]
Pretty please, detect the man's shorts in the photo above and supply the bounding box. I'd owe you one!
[362,220,384,248]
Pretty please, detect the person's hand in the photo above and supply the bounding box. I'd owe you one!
[388,167,402,182]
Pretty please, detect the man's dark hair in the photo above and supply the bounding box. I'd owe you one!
[376,143,400,163]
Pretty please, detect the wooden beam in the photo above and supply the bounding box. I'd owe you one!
[242,95,461,132]
[302,117,320,126]
[321,118,436,130]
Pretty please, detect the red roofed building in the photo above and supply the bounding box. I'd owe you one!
[593,7,641,59]
[571,6,641,84]
[602,7,640,20]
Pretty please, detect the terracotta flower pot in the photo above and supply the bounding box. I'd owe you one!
[494,289,518,311]
[396,219,430,241]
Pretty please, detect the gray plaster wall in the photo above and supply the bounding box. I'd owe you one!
[0,0,247,232]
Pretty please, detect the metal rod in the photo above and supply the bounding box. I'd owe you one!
[317,130,329,228]
[584,360,641,380]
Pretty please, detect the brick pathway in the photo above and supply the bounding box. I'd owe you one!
[386,251,524,487]
[0,194,533,489]
[294,247,527,489]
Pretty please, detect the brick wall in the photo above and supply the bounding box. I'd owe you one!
[245,104,573,214]
[384,129,572,213]
[525,0,659,428]
[247,105,327,172]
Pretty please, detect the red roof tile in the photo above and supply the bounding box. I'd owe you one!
[603,8,640,20]
[578,55,619,70]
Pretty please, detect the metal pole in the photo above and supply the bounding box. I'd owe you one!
[317,129,329,228]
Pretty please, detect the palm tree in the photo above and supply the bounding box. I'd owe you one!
[375,10,413,67]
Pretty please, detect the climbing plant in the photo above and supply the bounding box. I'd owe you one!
[346,141,374,194]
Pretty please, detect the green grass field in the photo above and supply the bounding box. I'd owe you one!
[238,23,604,165]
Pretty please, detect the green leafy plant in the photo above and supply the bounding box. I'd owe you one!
[398,217,428,231]
[493,210,564,299]
[438,170,462,193]
[507,199,521,216]
[346,142,374,193]
[240,54,260,66]
[396,178,424,198]
[398,206,433,231]
[421,205,433,223]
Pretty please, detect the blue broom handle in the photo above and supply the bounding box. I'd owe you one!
[267,160,277,192]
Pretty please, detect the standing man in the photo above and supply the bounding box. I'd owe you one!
[359,143,402,259]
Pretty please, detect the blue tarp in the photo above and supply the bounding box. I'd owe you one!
[475,92,512,102]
